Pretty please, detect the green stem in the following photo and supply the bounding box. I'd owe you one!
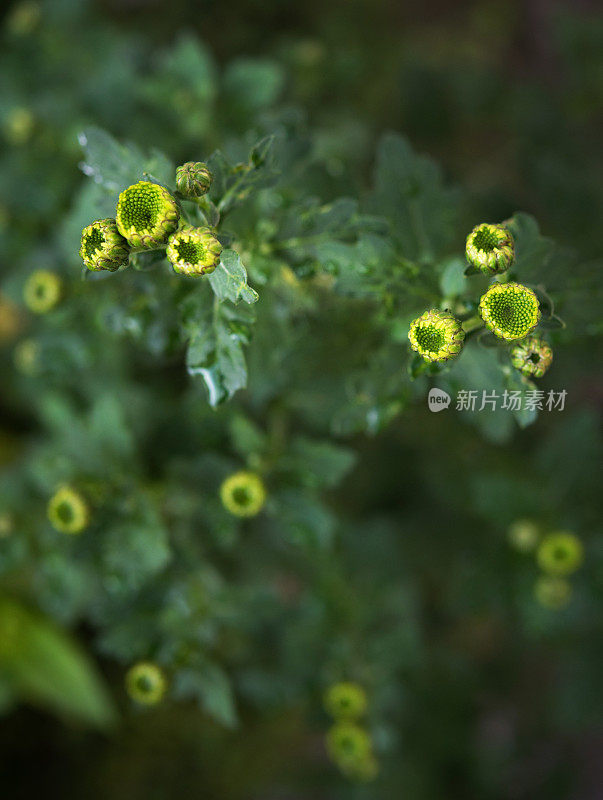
[461,315,484,334]
[217,166,252,215]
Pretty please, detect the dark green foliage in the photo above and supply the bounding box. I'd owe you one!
[0,2,602,799]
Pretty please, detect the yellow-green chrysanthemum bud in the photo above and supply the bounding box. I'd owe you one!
[408,309,465,363]
[466,223,514,275]
[507,519,540,552]
[3,107,34,145]
[80,218,130,272]
[166,225,222,276]
[537,532,583,576]
[13,338,39,375]
[220,471,266,518]
[534,576,572,610]
[6,1,41,36]
[342,753,379,782]
[175,161,213,198]
[125,662,167,705]
[510,336,553,378]
[478,282,540,341]
[324,682,368,720]
[0,513,13,538]
[0,293,23,342]
[115,181,179,249]
[326,723,372,768]
[23,270,61,314]
[47,485,89,535]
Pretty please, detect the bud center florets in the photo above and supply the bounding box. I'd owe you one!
[232,487,251,507]
[416,325,445,354]
[121,189,162,232]
[83,227,105,257]
[175,240,204,264]
[472,225,500,252]
[55,501,74,525]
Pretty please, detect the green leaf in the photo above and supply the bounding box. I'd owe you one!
[78,127,175,195]
[0,600,116,729]
[173,661,237,728]
[367,133,460,263]
[477,330,501,348]
[160,35,216,103]
[223,58,285,112]
[441,256,469,296]
[101,502,171,595]
[250,134,276,168]
[505,213,555,280]
[229,415,267,458]
[281,437,357,489]
[272,489,336,549]
[209,135,279,215]
[408,353,430,380]
[538,315,566,330]
[209,250,259,305]
[186,301,255,407]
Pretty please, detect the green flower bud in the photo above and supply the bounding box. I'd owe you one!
[0,513,13,538]
[326,723,372,769]
[4,107,34,145]
[510,336,553,378]
[80,218,130,272]
[116,181,179,249]
[408,309,465,363]
[47,485,89,535]
[220,471,266,518]
[324,682,368,720]
[537,532,583,576]
[0,293,23,343]
[478,282,540,341]
[534,576,572,610]
[6,2,41,36]
[507,519,540,552]
[13,338,39,376]
[342,753,379,782]
[125,662,167,705]
[23,270,61,313]
[175,161,213,198]
[466,223,514,275]
[166,225,222,276]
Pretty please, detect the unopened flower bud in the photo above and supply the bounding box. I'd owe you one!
[220,471,266,517]
[408,309,465,363]
[478,282,540,341]
[80,218,129,272]
[176,161,213,198]
[466,223,514,275]
[116,181,179,249]
[47,485,89,535]
[125,662,167,705]
[166,225,222,276]
[510,336,553,378]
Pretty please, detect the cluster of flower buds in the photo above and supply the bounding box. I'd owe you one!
[323,682,378,781]
[408,220,554,379]
[79,163,220,278]
[508,520,584,611]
